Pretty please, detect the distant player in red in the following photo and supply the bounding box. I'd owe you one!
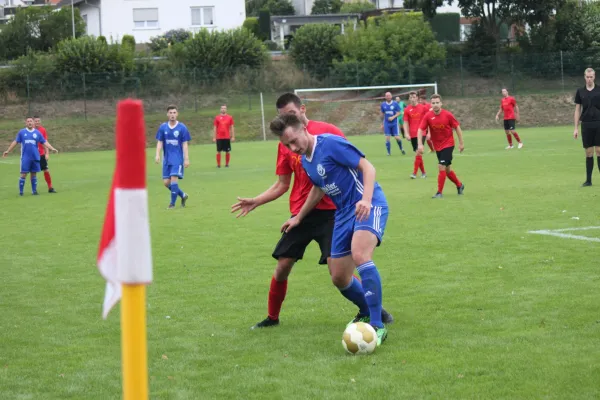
[34,116,57,193]
[495,88,523,149]
[213,105,235,168]
[231,92,393,329]
[420,94,435,152]
[403,91,427,179]
[418,94,465,199]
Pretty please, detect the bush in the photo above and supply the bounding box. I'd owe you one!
[1,51,57,97]
[289,24,342,79]
[122,35,136,51]
[263,40,280,51]
[243,17,266,40]
[168,28,268,81]
[97,36,107,44]
[148,29,191,54]
[334,14,445,85]
[339,1,376,13]
[54,36,134,74]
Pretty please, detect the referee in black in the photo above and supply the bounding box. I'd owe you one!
[574,67,600,187]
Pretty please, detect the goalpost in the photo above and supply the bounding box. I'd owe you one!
[294,83,438,137]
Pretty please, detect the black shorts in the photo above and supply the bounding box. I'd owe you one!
[39,155,48,171]
[436,146,454,166]
[503,119,516,131]
[582,123,600,149]
[216,139,231,152]
[410,136,427,152]
[272,209,335,265]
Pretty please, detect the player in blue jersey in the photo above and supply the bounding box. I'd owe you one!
[3,116,58,196]
[270,113,389,346]
[380,92,405,156]
[155,105,191,209]
[395,96,407,138]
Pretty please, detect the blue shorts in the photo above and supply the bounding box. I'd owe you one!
[21,158,41,173]
[331,205,389,259]
[162,164,184,179]
[384,123,399,137]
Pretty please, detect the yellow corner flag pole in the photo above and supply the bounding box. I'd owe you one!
[121,285,149,400]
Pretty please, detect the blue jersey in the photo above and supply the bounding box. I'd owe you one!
[16,128,46,161]
[155,122,191,166]
[302,134,387,213]
[380,101,401,125]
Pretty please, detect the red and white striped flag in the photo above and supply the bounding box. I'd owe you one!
[97,99,153,319]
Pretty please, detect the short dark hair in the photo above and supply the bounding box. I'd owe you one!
[270,113,303,137]
[430,94,442,101]
[276,92,302,110]
[167,105,177,112]
[419,94,427,100]
[33,115,40,119]
[408,91,418,97]
[25,116,34,120]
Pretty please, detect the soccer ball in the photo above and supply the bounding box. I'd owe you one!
[342,322,377,355]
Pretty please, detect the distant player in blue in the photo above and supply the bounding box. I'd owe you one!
[395,96,407,138]
[155,105,191,209]
[3,116,58,196]
[270,113,389,346]
[380,91,405,156]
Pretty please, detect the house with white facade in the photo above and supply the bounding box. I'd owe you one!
[0,0,60,24]
[57,0,245,43]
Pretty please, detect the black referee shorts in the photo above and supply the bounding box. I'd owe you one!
[582,123,600,149]
[272,209,335,265]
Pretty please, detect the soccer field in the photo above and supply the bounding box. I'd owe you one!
[1,126,599,399]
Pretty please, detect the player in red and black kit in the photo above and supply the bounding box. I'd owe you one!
[420,94,435,153]
[404,91,427,179]
[34,116,56,193]
[213,105,235,168]
[418,94,465,199]
[495,88,523,149]
[231,93,393,329]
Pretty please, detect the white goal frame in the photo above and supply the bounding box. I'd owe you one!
[294,83,438,100]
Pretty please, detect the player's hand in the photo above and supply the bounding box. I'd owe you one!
[45,153,49,160]
[212,138,216,142]
[459,143,465,153]
[231,197,258,218]
[573,129,579,139]
[155,155,160,164]
[388,117,394,122]
[417,144,424,154]
[231,137,236,142]
[51,148,58,154]
[355,200,371,222]
[426,133,431,141]
[184,159,190,168]
[2,151,8,158]
[495,115,499,122]
[281,216,300,233]
[516,117,520,123]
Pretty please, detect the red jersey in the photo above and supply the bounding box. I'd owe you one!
[37,126,48,155]
[500,96,517,120]
[214,114,234,139]
[403,103,428,138]
[419,109,460,151]
[276,120,346,215]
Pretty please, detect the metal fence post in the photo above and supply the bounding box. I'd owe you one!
[460,55,464,97]
[560,50,565,92]
[82,72,87,121]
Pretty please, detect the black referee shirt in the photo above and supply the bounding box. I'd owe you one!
[575,85,600,123]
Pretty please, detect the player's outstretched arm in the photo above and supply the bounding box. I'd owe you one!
[515,104,520,122]
[43,141,58,154]
[281,185,324,233]
[155,141,163,164]
[455,126,465,153]
[183,142,190,167]
[356,158,375,222]
[3,141,17,157]
[574,104,581,138]
[495,106,502,122]
[231,174,292,218]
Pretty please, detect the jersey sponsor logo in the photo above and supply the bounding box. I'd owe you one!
[166,139,179,146]
[320,182,341,197]
[317,164,326,177]
[430,123,446,129]
[291,154,301,166]
[24,139,37,145]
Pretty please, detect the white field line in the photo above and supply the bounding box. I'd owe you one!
[528,226,600,242]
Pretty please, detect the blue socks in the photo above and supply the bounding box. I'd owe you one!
[339,276,369,316]
[396,139,404,151]
[170,183,179,205]
[357,261,383,328]
[385,141,391,155]
[31,177,38,193]
[19,178,25,194]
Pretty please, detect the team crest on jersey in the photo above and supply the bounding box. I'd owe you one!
[174,131,179,138]
[33,133,37,139]
[317,164,326,178]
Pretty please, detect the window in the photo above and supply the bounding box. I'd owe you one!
[133,8,159,29]
[191,6,214,27]
[82,14,88,31]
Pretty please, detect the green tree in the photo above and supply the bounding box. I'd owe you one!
[334,14,445,85]
[311,0,343,14]
[340,1,376,13]
[0,6,85,60]
[289,24,342,79]
[246,0,295,17]
[54,36,134,74]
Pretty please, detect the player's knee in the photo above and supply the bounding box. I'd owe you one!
[585,148,594,157]
[437,164,445,171]
[274,258,295,280]
[330,271,350,288]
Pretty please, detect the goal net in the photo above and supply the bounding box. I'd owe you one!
[294,83,438,137]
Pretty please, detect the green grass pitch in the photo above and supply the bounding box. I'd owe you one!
[1,126,599,399]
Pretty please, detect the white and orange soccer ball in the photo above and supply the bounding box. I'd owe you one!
[342,322,377,355]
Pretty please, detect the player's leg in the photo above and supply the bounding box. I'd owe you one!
[216,140,222,168]
[433,148,451,198]
[30,160,40,194]
[595,128,600,178]
[225,140,231,167]
[446,165,465,195]
[504,120,514,148]
[391,125,405,154]
[511,127,523,148]
[419,137,427,177]
[582,125,594,186]
[384,130,392,155]
[19,159,29,195]
[40,156,55,193]
[352,205,389,344]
